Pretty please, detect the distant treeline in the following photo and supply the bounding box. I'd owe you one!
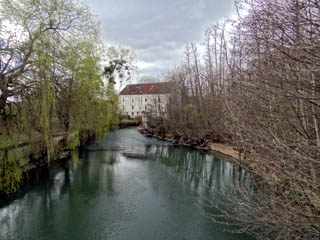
[0,0,130,194]
[147,0,320,238]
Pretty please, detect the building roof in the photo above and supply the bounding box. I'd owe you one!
[119,82,173,95]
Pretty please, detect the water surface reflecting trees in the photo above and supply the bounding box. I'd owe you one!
[0,128,253,240]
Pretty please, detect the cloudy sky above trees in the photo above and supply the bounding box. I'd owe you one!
[86,0,235,80]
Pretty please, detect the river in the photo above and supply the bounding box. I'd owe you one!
[0,128,253,240]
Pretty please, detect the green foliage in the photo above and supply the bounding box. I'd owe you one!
[0,137,26,194]
[38,60,56,164]
[0,0,123,195]
[54,39,121,143]
[106,82,120,130]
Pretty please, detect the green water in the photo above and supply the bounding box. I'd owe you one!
[0,128,253,240]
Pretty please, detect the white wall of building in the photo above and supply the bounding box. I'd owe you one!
[119,94,169,118]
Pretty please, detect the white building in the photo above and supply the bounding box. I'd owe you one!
[119,82,172,118]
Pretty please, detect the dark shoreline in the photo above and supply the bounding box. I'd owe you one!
[137,126,241,163]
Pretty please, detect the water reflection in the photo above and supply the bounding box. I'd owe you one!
[124,143,252,196]
[0,128,252,240]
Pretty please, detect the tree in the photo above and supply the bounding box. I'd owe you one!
[0,0,121,194]
[103,46,135,86]
[208,0,320,238]
[148,0,320,238]
[0,0,98,124]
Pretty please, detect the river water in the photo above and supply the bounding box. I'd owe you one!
[0,128,253,240]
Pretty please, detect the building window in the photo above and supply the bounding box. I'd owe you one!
[158,96,160,102]
[132,99,134,103]
[132,112,134,116]
[132,106,134,110]
[137,112,139,115]
[145,98,147,102]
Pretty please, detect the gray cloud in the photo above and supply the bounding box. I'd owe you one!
[86,0,235,79]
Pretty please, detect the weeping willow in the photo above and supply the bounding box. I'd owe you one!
[37,50,56,163]
[0,39,121,194]
[0,0,126,195]
[0,137,26,194]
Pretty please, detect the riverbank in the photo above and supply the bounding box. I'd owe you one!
[138,126,242,161]
[0,131,95,196]
[119,118,140,128]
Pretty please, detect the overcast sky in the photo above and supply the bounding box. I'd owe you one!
[86,0,236,81]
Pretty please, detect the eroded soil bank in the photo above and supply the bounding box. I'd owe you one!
[138,126,242,161]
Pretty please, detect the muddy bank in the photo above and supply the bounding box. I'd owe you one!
[138,126,242,161]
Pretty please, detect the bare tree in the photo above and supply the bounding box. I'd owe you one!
[146,0,320,238]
